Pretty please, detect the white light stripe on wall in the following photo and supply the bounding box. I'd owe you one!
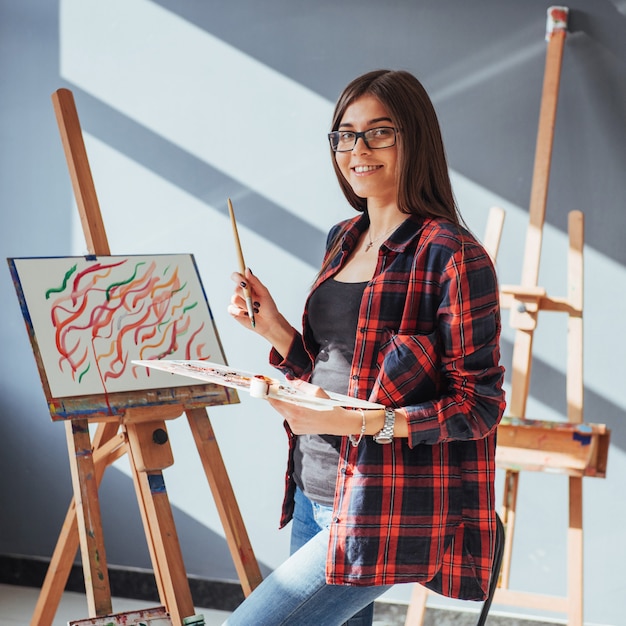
[60,0,344,232]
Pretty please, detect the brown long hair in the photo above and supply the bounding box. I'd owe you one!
[331,69,461,224]
[316,70,463,280]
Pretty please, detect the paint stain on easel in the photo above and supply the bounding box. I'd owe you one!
[148,474,167,494]
[573,431,592,445]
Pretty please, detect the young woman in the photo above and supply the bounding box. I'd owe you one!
[225,69,506,626]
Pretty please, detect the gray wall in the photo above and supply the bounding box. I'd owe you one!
[1,0,624,623]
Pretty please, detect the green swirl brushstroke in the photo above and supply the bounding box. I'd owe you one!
[105,261,145,301]
[182,302,198,314]
[45,264,77,299]
[78,362,91,384]
[158,319,171,331]
[171,281,188,295]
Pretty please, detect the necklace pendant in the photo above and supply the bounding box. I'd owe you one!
[365,242,373,252]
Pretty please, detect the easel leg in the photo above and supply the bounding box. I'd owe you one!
[404,583,428,626]
[499,470,519,589]
[31,424,124,625]
[186,408,263,596]
[65,419,112,616]
[567,476,583,626]
[125,421,195,626]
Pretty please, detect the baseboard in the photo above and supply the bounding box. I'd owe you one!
[0,554,244,612]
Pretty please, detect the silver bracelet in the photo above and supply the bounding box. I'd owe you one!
[349,409,366,447]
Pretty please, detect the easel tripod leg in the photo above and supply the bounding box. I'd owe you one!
[64,419,112,616]
[125,421,195,626]
[31,424,124,625]
[567,476,583,626]
[499,470,519,589]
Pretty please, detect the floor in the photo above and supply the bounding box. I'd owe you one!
[0,585,411,626]
[0,584,411,626]
[0,584,232,626]
[0,583,567,626]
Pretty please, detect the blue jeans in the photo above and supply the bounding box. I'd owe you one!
[222,487,392,626]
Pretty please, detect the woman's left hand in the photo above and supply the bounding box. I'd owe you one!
[267,380,361,436]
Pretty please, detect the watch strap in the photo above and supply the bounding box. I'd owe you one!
[373,407,395,444]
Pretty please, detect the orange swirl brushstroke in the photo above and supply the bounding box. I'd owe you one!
[150,268,180,301]
[170,292,191,315]
[139,322,174,354]
[138,317,183,360]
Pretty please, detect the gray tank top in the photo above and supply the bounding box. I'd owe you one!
[292,278,367,506]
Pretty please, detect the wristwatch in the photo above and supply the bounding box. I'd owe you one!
[373,408,395,444]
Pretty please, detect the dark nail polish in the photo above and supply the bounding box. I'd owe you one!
[240,281,247,288]
[253,301,261,308]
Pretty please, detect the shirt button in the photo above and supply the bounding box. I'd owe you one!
[333,517,340,523]
[352,374,358,380]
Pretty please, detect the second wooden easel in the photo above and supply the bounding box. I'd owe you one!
[29,88,263,626]
[404,7,609,626]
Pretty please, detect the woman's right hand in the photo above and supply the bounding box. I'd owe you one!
[227,268,296,354]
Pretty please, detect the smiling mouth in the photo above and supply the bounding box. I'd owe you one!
[353,165,382,173]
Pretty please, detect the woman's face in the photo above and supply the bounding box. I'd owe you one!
[334,94,399,208]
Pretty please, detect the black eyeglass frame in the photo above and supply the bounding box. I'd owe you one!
[327,126,399,152]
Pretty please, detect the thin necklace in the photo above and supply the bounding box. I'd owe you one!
[364,224,400,252]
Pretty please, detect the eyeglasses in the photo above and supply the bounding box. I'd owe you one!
[328,126,398,152]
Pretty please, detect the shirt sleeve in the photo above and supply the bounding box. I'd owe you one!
[269,332,313,380]
[403,242,506,447]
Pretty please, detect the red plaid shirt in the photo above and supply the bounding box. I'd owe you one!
[270,213,506,600]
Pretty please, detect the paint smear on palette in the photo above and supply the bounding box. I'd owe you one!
[10,255,225,398]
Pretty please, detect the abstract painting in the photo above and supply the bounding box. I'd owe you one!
[9,254,226,399]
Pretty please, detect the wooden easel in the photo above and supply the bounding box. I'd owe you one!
[29,88,263,626]
[405,7,609,626]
